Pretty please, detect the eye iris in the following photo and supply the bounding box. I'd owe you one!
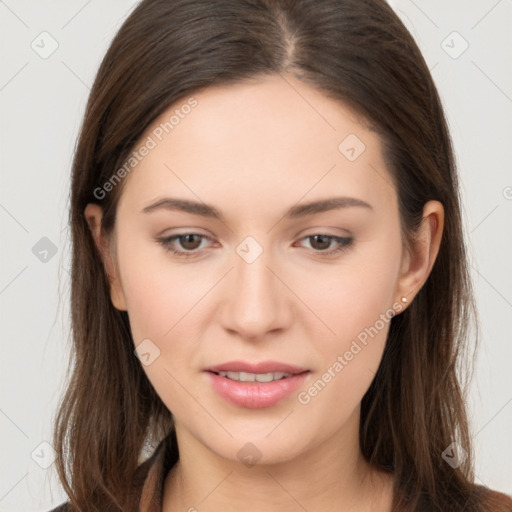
[180,234,202,250]
[310,235,331,250]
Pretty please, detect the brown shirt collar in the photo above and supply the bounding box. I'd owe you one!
[49,434,176,512]
[130,434,176,512]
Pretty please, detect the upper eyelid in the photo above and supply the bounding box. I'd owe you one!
[160,226,352,239]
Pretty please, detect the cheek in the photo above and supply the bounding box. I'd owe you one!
[116,240,206,413]
[303,238,402,349]
[116,232,209,344]
[296,275,396,423]
[296,234,401,401]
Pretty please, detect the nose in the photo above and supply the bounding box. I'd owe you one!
[220,243,294,341]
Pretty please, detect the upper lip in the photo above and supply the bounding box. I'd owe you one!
[205,360,308,374]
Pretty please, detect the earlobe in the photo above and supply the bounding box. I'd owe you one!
[84,203,128,311]
[395,200,444,307]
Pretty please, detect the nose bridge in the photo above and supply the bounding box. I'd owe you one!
[221,235,291,339]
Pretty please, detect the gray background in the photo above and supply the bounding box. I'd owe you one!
[0,1,510,510]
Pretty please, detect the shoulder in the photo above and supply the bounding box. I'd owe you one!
[472,484,512,511]
[43,484,512,512]
[46,438,171,512]
[47,503,72,512]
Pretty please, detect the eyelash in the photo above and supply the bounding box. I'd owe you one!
[156,233,353,259]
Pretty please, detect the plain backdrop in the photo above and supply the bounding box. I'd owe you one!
[0,1,511,510]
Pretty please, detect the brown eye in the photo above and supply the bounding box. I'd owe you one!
[177,234,203,251]
[308,234,332,251]
[297,234,353,256]
[157,233,212,257]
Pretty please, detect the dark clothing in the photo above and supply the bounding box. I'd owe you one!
[49,434,512,511]
[49,434,173,512]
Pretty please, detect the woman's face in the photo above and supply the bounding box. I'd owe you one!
[89,74,417,465]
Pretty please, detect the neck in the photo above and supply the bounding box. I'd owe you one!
[162,407,394,512]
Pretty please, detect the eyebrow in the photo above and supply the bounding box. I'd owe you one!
[141,196,373,220]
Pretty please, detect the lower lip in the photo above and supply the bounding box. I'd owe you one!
[206,371,310,408]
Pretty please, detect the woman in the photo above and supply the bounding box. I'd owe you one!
[50,0,512,510]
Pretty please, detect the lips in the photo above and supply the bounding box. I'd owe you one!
[205,360,308,375]
[204,360,310,408]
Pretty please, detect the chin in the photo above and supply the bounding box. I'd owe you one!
[187,418,321,468]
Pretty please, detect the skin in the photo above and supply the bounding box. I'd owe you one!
[85,73,444,511]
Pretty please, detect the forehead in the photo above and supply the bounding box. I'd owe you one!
[117,73,396,219]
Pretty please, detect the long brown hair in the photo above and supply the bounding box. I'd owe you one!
[52,0,512,510]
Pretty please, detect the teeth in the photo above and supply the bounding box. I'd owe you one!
[217,371,292,382]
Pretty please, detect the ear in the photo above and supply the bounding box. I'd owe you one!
[84,203,128,311]
[394,200,444,309]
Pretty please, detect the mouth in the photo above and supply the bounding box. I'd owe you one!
[204,361,310,408]
[208,370,297,383]
[205,360,308,375]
